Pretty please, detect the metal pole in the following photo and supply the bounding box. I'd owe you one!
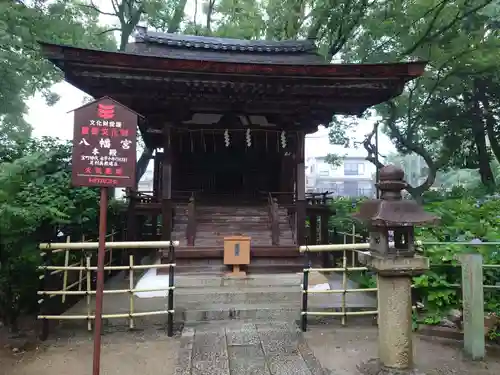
[92,188,108,375]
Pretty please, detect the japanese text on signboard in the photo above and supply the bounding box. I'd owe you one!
[72,98,138,188]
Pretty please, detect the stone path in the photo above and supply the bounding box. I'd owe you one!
[175,322,331,375]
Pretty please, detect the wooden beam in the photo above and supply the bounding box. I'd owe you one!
[295,132,306,246]
[152,151,162,240]
[71,67,403,89]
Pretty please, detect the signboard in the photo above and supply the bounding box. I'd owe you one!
[72,97,138,188]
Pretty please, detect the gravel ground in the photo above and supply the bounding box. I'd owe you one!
[304,326,500,375]
[3,329,179,375]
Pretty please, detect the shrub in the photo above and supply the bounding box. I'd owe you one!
[0,137,123,330]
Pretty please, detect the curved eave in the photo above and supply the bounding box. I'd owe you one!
[39,42,427,79]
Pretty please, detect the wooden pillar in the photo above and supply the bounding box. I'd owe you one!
[152,151,161,240]
[280,154,288,200]
[161,129,172,241]
[295,132,306,246]
[283,154,295,205]
[320,213,329,244]
[320,212,330,267]
[126,188,137,242]
[309,215,318,245]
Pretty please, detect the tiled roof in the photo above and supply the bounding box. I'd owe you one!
[127,26,325,65]
[134,26,316,53]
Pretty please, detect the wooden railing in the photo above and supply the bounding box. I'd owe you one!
[305,192,332,206]
[185,194,197,246]
[127,190,201,203]
[127,190,155,204]
[263,191,295,206]
[172,190,201,202]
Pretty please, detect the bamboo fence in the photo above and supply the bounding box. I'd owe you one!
[37,237,179,339]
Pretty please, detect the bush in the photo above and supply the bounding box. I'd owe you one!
[329,192,500,328]
[0,137,124,330]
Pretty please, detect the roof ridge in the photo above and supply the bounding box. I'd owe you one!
[133,27,317,54]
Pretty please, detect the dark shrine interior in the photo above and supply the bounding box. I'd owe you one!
[170,128,295,201]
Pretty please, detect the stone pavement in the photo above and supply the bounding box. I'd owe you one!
[175,322,331,375]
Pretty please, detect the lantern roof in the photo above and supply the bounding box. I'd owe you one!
[352,165,438,226]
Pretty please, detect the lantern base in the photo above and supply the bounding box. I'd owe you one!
[365,253,429,277]
[358,359,427,375]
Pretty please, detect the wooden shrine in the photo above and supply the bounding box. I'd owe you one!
[40,28,425,272]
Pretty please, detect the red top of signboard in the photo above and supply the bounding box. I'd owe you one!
[68,96,144,118]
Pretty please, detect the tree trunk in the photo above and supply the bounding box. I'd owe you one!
[168,0,188,33]
[476,79,500,166]
[469,87,495,190]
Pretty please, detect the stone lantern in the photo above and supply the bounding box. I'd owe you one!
[354,165,438,375]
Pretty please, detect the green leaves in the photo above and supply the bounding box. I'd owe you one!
[0,0,116,141]
[0,137,113,326]
[332,191,500,323]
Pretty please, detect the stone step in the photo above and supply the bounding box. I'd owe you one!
[194,209,289,216]
[196,207,267,214]
[195,218,289,224]
[189,227,292,233]
[195,225,270,232]
[179,302,301,323]
[174,273,302,288]
[174,263,303,274]
[175,286,300,305]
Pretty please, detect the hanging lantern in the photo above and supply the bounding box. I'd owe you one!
[246,128,252,147]
[280,131,287,149]
[224,129,230,147]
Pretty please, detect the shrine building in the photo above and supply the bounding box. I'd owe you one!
[40,27,425,272]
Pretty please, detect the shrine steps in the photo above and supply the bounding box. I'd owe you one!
[174,273,303,324]
[171,203,295,247]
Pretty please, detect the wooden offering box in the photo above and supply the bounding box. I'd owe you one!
[223,236,251,276]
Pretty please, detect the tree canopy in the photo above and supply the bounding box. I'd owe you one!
[0,0,115,147]
[326,0,500,198]
[3,0,500,195]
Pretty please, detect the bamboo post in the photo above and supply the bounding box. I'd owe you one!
[39,248,52,341]
[129,254,135,329]
[341,249,348,326]
[62,236,71,303]
[108,233,114,275]
[351,224,356,266]
[86,255,92,331]
[78,235,85,291]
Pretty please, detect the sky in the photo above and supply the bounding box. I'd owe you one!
[25,0,395,164]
